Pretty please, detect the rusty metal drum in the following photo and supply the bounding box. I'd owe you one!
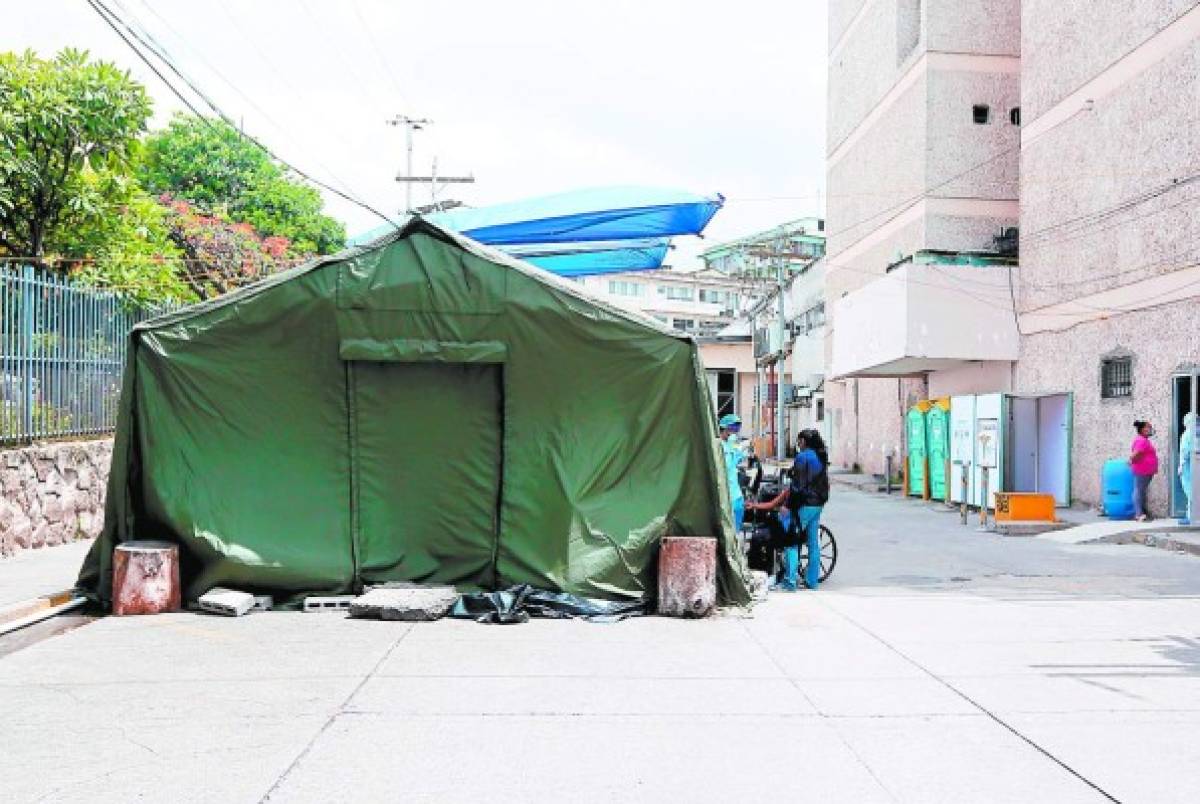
[112,541,181,615]
[657,536,717,618]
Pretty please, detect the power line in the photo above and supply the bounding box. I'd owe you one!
[297,0,390,114]
[84,0,401,233]
[117,0,377,208]
[1019,171,1200,246]
[121,0,362,201]
[725,162,1200,204]
[349,0,411,107]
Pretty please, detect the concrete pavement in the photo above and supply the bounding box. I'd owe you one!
[0,538,92,608]
[3,490,1200,802]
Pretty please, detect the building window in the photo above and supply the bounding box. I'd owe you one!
[658,285,694,301]
[1101,357,1133,399]
[672,318,695,332]
[816,398,825,422]
[608,280,644,297]
[707,369,737,417]
[1010,107,1021,126]
[973,104,991,125]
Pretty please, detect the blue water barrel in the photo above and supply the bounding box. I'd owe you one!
[1102,459,1135,520]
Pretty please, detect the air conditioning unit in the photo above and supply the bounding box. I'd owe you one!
[994,226,1019,257]
[784,384,812,407]
[753,328,769,358]
[799,373,823,391]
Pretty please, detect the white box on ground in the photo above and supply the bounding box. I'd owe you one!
[198,587,256,617]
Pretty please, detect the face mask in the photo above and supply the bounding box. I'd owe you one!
[1147,427,1156,437]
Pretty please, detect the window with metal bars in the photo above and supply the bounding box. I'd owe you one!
[1101,357,1133,399]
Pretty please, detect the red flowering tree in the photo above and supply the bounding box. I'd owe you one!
[158,194,303,298]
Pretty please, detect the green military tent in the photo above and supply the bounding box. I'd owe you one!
[78,218,751,608]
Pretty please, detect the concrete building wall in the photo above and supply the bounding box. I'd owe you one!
[925,0,1021,56]
[829,0,872,53]
[1020,37,1200,312]
[1018,3,1200,507]
[826,376,928,474]
[826,75,928,260]
[1017,299,1199,511]
[828,0,924,151]
[927,69,1021,201]
[1021,0,1197,119]
[928,361,1012,399]
[825,0,1021,478]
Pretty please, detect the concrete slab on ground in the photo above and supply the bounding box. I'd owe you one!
[1038,518,1196,545]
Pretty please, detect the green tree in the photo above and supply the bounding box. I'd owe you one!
[139,115,346,255]
[55,168,193,305]
[0,49,153,258]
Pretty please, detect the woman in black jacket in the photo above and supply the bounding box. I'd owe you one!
[746,429,830,590]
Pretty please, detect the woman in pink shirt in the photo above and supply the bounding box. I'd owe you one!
[1130,420,1159,521]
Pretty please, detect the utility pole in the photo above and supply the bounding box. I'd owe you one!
[740,233,792,462]
[387,114,475,214]
[774,227,788,461]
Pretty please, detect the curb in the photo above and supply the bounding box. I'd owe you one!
[1092,530,1200,558]
[0,590,77,627]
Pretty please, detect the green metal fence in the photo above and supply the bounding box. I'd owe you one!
[0,264,177,445]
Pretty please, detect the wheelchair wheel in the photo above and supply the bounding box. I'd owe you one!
[798,524,837,584]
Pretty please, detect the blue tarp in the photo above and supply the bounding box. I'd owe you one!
[511,239,672,276]
[349,186,722,276]
[432,186,723,245]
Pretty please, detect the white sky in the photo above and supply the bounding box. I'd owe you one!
[5,0,828,268]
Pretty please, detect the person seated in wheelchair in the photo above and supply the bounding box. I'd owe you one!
[745,429,830,591]
[742,482,794,577]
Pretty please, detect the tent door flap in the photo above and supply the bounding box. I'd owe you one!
[349,361,503,588]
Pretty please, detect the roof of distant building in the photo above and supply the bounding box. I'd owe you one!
[699,217,826,260]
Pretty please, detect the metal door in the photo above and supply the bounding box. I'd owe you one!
[906,406,927,496]
[974,393,1004,510]
[927,404,950,501]
[949,395,975,504]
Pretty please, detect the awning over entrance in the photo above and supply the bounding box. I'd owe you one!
[830,261,1020,378]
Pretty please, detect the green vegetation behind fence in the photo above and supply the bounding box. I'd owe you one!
[0,263,176,445]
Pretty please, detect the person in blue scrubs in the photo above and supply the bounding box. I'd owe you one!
[746,429,830,591]
[718,414,746,535]
[1180,412,1196,525]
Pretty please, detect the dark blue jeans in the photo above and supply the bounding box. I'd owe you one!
[1133,473,1153,518]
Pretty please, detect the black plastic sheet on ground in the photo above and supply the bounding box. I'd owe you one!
[450,584,646,624]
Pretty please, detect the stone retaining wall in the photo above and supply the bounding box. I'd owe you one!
[0,439,112,558]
